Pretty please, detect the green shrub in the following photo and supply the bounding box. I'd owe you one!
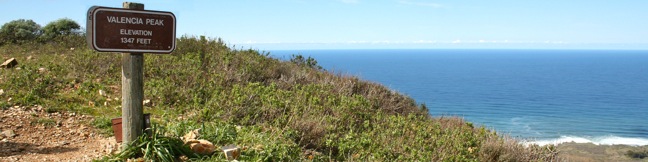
[41,18,81,41]
[290,54,322,70]
[30,117,57,128]
[103,125,198,162]
[626,149,648,159]
[91,116,115,136]
[0,19,41,44]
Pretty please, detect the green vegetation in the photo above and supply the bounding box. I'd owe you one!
[92,116,116,136]
[626,149,648,159]
[0,19,41,45]
[41,18,81,41]
[0,19,558,161]
[101,125,199,162]
[30,117,57,128]
[0,18,80,45]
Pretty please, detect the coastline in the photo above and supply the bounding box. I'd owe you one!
[557,142,648,161]
[525,136,648,146]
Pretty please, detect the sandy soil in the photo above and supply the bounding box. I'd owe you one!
[1,105,118,162]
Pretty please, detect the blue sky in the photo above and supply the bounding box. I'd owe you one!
[1,0,647,50]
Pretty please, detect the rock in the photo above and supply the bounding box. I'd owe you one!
[38,67,46,72]
[1,138,8,143]
[182,129,214,155]
[182,129,200,142]
[61,141,70,146]
[27,56,33,60]
[99,90,106,97]
[253,144,264,151]
[143,99,152,106]
[2,130,16,138]
[126,158,145,162]
[179,156,190,161]
[1,58,17,68]
[70,48,75,51]
[187,139,215,155]
[222,145,240,160]
[103,137,119,154]
[0,89,4,96]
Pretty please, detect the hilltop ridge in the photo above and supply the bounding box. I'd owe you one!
[1,35,558,161]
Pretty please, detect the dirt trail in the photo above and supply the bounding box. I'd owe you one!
[1,105,118,162]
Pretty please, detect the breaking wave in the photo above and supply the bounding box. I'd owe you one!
[524,135,648,146]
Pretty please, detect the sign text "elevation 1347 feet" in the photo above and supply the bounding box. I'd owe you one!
[86,6,176,53]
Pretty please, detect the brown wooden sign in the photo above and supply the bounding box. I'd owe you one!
[86,6,176,53]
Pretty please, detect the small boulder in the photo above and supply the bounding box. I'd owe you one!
[143,99,152,106]
[182,129,215,155]
[1,58,18,68]
[60,141,70,146]
[182,129,200,142]
[2,130,16,138]
[222,145,240,160]
[187,139,215,155]
[99,90,107,97]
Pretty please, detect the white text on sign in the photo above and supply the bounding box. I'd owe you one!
[106,16,164,26]
[120,29,153,36]
[121,38,151,44]
[110,16,158,45]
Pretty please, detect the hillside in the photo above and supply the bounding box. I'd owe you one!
[0,35,558,161]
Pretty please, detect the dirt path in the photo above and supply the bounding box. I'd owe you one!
[1,105,118,162]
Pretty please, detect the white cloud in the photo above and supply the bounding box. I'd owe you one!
[234,39,572,45]
[413,40,437,44]
[340,0,360,4]
[398,0,443,8]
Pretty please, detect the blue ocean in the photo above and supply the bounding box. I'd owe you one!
[270,49,648,146]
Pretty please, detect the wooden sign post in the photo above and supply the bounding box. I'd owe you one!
[86,2,176,147]
[121,2,145,147]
